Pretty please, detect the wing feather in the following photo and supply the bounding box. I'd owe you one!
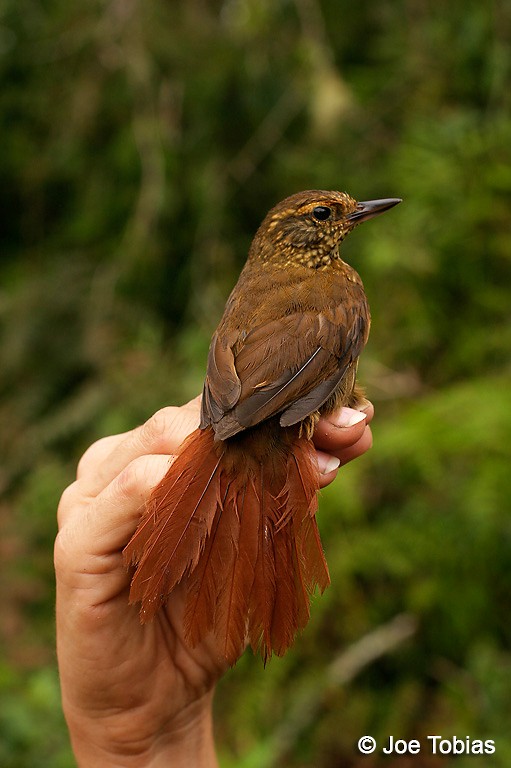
[201,280,369,437]
[200,332,241,428]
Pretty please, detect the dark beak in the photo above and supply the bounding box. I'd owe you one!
[347,197,402,224]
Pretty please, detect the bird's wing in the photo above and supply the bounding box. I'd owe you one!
[201,302,368,439]
[201,332,242,424]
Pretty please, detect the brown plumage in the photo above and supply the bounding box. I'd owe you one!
[124,190,401,664]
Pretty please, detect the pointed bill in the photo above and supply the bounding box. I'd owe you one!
[347,197,402,224]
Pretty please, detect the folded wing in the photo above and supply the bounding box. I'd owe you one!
[201,300,369,439]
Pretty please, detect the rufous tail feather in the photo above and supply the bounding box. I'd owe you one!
[123,427,330,664]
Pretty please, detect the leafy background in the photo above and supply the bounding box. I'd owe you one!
[1,0,510,765]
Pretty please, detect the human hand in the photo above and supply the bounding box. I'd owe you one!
[55,397,373,767]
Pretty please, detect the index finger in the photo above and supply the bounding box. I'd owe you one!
[77,398,201,497]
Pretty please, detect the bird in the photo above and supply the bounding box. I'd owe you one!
[124,190,401,665]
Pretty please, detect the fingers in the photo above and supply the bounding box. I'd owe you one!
[313,403,372,453]
[77,398,201,497]
[314,403,372,445]
[76,432,131,480]
[56,453,175,611]
[313,403,374,489]
[57,453,172,575]
[55,402,204,602]
[67,397,373,540]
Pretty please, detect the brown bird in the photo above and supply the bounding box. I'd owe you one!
[124,190,401,664]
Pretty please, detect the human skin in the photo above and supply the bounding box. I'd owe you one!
[55,396,373,767]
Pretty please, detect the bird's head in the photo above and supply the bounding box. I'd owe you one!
[250,190,401,269]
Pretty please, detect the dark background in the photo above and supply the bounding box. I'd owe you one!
[1,1,510,765]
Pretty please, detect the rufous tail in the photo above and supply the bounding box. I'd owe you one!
[123,427,330,665]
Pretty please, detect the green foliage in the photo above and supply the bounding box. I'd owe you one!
[1,0,510,764]
[0,665,73,767]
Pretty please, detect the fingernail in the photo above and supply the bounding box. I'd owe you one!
[330,407,367,428]
[317,453,341,474]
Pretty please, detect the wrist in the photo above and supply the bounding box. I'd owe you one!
[66,691,218,768]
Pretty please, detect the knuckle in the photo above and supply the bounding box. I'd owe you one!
[54,526,96,585]
[54,526,77,574]
[57,482,80,526]
[76,436,112,479]
[58,482,76,511]
[140,406,179,449]
[115,455,155,501]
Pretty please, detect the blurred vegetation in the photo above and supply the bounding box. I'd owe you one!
[1,0,510,765]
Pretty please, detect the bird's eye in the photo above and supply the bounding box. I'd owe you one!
[312,206,332,221]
